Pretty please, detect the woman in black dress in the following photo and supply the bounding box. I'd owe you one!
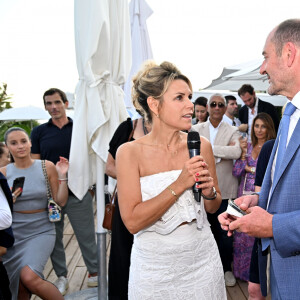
[106,116,150,300]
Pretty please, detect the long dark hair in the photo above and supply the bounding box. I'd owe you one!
[251,113,276,147]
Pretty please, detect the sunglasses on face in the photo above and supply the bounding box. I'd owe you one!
[210,101,225,108]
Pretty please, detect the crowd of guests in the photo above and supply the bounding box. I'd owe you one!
[0,88,98,300]
[1,17,300,300]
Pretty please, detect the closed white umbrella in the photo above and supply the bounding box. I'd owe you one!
[124,0,153,113]
[69,0,131,297]
[0,106,50,121]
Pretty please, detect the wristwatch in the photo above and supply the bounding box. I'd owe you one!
[202,187,217,200]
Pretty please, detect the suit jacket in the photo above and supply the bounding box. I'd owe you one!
[238,98,279,132]
[258,119,300,299]
[192,121,241,199]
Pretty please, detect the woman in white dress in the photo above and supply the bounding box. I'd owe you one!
[116,61,226,299]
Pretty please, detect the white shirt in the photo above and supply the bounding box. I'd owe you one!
[247,98,259,141]
[208,118,223,163]
[0,186,12,230]
[267,92,300,209]
[223,114,241,127]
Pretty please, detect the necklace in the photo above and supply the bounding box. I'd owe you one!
[166,134,182,155]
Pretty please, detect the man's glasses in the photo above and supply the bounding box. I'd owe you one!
[210,101,225,108]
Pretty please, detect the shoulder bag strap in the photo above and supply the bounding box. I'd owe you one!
[41,160,52,200]
[128,119,138,141]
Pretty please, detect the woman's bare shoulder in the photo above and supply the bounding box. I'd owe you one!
[116,139,142,159]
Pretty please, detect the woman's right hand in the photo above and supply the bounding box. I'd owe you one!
[239,136,248,153]
[176,155,206,190]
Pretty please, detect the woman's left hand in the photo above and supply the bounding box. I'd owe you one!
[11,187,22,203]
[194,161,215,198]
[56,156,69,176]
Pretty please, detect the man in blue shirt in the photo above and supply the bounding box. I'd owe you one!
[31,88,98,295]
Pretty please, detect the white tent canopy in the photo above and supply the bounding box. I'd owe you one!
[205,59,269,91]
[0,106,50,121]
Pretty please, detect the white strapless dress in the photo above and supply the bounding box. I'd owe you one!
[128,170,226,300]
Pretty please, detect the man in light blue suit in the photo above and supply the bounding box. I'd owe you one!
[218,19,300,299]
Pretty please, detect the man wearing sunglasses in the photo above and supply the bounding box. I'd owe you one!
[192,93,241,287]
[238,84,279,139]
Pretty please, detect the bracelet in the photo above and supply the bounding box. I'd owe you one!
[166,186,178,202]
[58,178,68,184]
[201,187,217,200]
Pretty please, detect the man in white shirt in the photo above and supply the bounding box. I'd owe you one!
[223,95,241,127]
[218,19,300,299]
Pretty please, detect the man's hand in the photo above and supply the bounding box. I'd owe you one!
[218,195,259,236]
[218,212,237,236]
[229,206,273,238]
[235,194,259,210]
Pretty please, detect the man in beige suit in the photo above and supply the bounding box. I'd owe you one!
[192,93,241,287]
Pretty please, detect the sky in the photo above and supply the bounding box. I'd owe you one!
[0,0,300,108]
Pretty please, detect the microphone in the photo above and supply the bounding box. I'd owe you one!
[187,131,201,202]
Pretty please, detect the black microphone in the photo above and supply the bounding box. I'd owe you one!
[187,131,201,202]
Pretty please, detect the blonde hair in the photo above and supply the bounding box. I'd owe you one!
[132,61,192,123]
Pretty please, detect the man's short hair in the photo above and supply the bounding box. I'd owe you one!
[194,96,208,107]
[43,88,68,105]
[209,93,225,103]
[224,95,237,104]
[272,19,300,56]
[238,84,254,97]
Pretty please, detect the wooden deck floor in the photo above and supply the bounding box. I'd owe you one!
[31,200,264,300]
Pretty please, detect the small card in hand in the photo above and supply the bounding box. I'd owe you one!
[226,199,246,218]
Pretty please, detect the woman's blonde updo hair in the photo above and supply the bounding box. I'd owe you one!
[132,61,192,123]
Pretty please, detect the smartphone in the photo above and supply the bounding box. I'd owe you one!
[241,132,247,139]
[12,176,25,196]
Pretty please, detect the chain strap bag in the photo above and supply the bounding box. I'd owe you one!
[42,160,62,222]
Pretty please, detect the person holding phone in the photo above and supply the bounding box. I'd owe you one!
[1,127,69,300]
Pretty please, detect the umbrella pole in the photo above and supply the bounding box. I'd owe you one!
[96,157,107,299]
[97,232,107,299]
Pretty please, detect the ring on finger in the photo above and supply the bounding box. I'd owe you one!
[12,193,15,198]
